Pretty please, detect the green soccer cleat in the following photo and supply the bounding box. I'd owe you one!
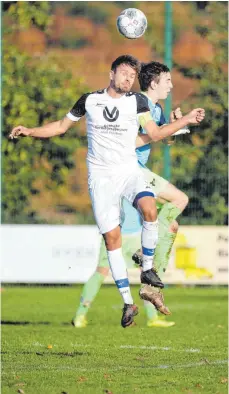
[147,316,175,328]
[71,315,88,328]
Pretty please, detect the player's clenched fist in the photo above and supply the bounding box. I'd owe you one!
[9,125,31,139]
[186,108,205,124]
[170,107,183,122]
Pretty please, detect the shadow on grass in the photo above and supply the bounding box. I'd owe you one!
[1,320,72,326]
[1,351,87,357]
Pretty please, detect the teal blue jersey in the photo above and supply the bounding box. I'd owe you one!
[121,97,166,234]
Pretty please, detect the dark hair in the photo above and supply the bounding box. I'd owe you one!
[111,55,141,74]
[138,61,170,91]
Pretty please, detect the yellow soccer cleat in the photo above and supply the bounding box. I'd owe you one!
[147,317,175,328]
[71,315,88,328]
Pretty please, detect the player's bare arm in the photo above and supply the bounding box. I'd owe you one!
[136,107,204,148]
[9,116,74,139]
[139,108,205,142]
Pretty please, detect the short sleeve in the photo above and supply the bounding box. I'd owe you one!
[66,93,90,121]
[136,93,150,114]
[157,104,167,126]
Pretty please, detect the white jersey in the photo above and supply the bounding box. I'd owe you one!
[66,89,150,175]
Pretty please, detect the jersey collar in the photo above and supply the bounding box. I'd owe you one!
[104,88,126,100]
[141,91,157,107]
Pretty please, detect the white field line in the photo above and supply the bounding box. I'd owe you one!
[33,342,90,348]
[4,360,228,372]
[33,342,200,353]
[32,342,224,355]
[120,345,200,353]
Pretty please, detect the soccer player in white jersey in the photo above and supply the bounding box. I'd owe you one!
[10,55,205,327]
[72,61,191,328]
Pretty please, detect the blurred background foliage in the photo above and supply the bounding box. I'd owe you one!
[2,1,228,225]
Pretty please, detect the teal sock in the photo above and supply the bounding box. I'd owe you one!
[75,271,105,318]
[75,240,108,318]
[158,202,181,230]
[154,202,181,274]
[156,231,177,276]
[97,239,109,269]
[143,300,158,320]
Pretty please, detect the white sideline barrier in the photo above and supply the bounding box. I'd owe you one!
[1,225,101,283]
[1,225,228,284]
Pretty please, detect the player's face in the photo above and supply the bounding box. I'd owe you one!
[110,64,137,94]
[155,72,173,100]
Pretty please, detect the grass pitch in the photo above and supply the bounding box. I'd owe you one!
[1,285,228,394]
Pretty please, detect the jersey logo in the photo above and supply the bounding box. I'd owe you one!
[103,106,119,122]
[150,179,156,187]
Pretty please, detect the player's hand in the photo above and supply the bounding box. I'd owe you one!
[186,108,205,124]
[170,107,183,122]
[9,125,31,139]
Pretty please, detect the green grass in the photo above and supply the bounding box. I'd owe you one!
[1,286,228,394]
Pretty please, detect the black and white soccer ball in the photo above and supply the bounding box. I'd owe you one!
[116,8,147,39]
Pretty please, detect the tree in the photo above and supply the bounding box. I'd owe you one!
[2,2,88,223]
[173,2,228,224]
[148,1,228,225]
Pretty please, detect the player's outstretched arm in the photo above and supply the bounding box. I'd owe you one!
[140,108,205,142]
[9,116,75,139]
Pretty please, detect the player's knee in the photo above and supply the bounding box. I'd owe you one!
[142,204,157,222]
[96,266,109,276]
[169,220,179,234]
[143,208,157,222]
[138,197,157,222]
[181,193,189,210]
[173,191,189,212]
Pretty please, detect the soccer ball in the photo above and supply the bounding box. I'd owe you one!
[116,8,147,39]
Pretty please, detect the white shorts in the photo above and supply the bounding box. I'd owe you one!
[88,169,155,234]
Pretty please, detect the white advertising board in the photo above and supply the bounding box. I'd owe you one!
[1,225,101,283]
[1,225,228,284]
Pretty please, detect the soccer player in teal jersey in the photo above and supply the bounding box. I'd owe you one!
[73,61,191,328]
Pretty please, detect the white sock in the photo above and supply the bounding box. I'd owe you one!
[107,248,133,304]
[141,220,159,272]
